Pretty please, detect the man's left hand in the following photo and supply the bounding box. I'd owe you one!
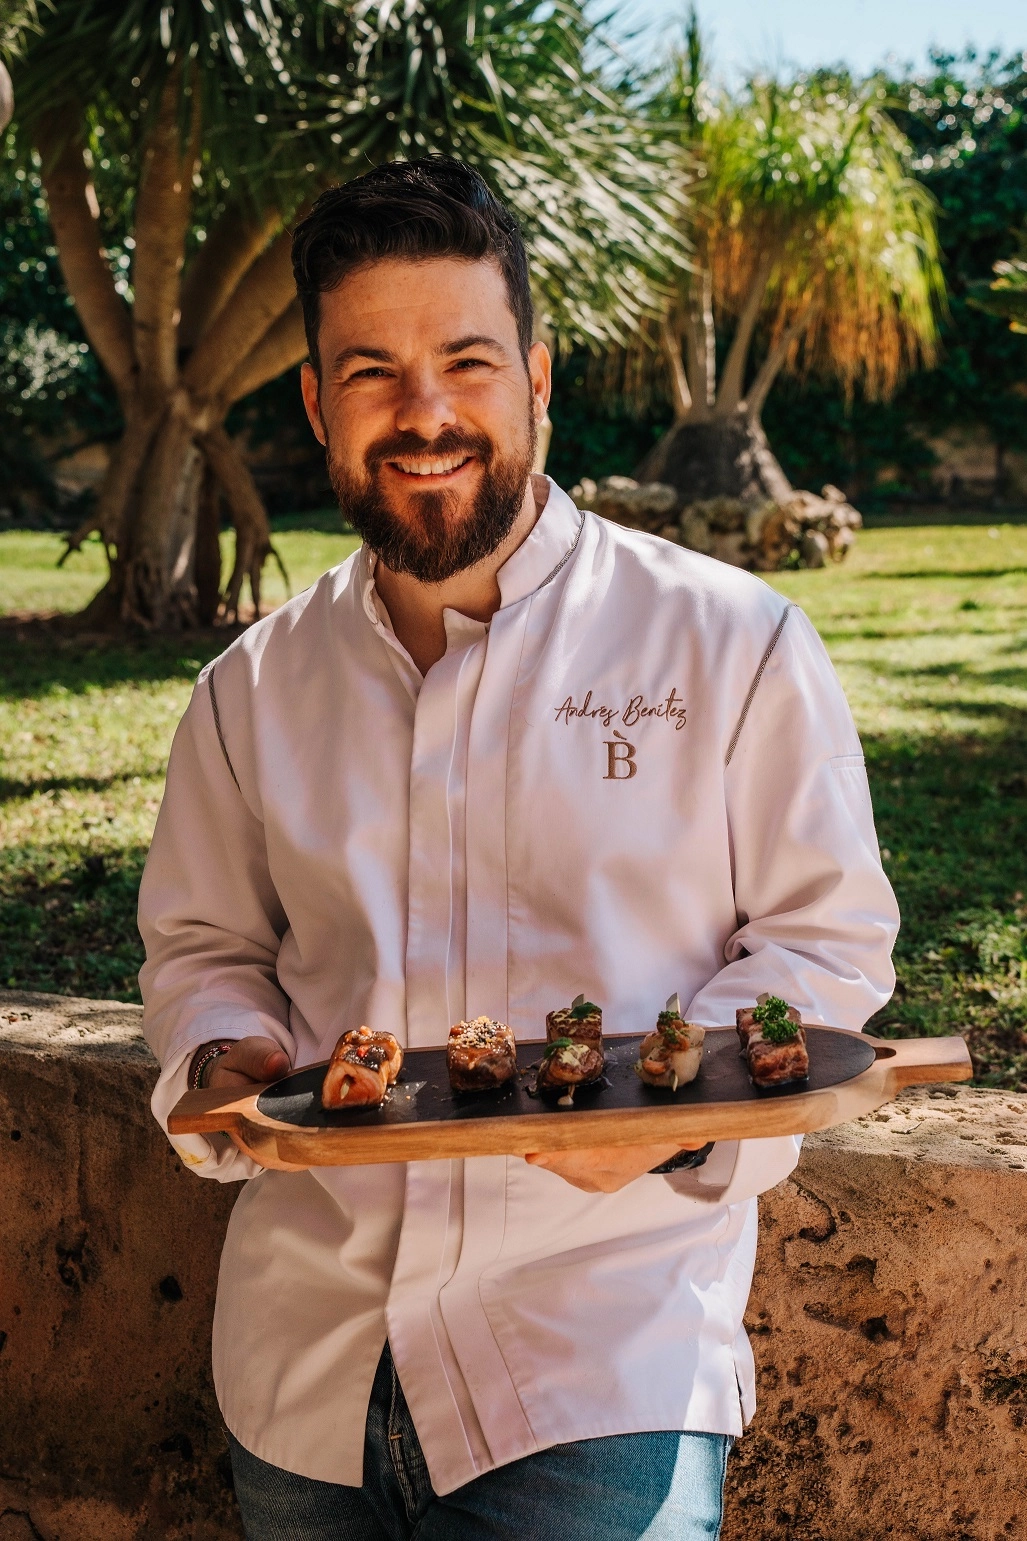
[525,1142,701,1193]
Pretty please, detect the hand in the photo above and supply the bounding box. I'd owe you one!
[192,1035,291,1092]
[189,1036,305,1173]
[525,1141,704,1194]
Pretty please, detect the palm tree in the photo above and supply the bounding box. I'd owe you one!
[9,0,685,629]
[640,13,942,513]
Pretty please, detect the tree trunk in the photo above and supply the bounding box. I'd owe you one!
[83,408,280,630]
[35,104,307,632]
[636,411,793,506]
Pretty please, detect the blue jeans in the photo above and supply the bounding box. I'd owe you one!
[229,1343,730,1540]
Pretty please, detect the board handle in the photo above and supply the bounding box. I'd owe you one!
[864,1033,972,1089]
[168,1082,270,1136]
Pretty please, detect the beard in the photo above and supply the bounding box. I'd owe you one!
[325,415,537,585]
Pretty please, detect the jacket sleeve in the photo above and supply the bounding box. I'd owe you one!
[138,663,293,1182]
[672,604,900,1203]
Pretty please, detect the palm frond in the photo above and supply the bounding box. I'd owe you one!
[11,0,690,349]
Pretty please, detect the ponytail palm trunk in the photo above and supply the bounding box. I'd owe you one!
[37,100,299,625]
[14,0,685,629]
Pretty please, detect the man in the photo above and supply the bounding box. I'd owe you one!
[140,158,898,1540]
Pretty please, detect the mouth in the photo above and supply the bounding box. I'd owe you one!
[386,454,476,482]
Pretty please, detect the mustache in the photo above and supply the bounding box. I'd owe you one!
[364,427,495,474]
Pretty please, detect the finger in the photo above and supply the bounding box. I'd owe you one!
[209,1037,290,1088]
[227,1129,308,1172]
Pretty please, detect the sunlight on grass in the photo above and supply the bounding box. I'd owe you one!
[0,525,361,618]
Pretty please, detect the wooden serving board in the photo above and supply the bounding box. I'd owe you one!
[168,1027,972,1168]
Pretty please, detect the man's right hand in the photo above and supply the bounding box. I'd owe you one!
[191,1036,291,1091]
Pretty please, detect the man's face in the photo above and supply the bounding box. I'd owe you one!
[300,257,551,583]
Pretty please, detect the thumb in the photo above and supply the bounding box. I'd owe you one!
[213,1036,291,1087]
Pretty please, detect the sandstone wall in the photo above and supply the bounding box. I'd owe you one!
[1,991,1025,1541]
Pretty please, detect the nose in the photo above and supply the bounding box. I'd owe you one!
[393,367,458,442]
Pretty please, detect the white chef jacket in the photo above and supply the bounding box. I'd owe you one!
[139,477,898,1494]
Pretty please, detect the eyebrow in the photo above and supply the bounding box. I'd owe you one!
[330,334,510,372]
[438,334,509,357]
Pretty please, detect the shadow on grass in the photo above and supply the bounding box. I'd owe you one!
[0,845,148,1002]
[860,567,1027,582]
[0,771,163,805]
[861,509,1027,529]
[0,616,234,699]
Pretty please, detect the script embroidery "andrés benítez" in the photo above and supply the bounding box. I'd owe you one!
[553,689,687,732]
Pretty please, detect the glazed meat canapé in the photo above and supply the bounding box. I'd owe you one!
[322,1027,403,1108]
[447,1017,518,1093]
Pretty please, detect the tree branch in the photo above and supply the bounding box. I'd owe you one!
[713,250,776,419]
[182,228,297,401]
[660,316,692,421]
[222,299,308,407]
[744,306,813,424]
[178,203,283,351]
[132,74,200,399]
[35,109,136,399]
[201,424,277,621]
[684,266,716,415]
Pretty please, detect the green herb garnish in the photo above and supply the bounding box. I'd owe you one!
[569,1000,600,1020]
[543,1037,575,1057]
[752,996,800,1044]
[657,1009,683,1029]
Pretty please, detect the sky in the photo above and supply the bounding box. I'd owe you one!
[615,0,1027,77]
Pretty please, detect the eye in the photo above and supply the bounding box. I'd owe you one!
[450,357,491,372]
[346,365,391,382]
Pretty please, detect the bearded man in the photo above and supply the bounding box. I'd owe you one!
[140,158,898,1540]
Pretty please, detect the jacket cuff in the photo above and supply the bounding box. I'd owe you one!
[150,1034,263,1183]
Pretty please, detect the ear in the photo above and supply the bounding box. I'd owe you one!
[528,340,552,422]
[300,362,326,446]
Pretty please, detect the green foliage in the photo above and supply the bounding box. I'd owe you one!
[968,230,1027,335]
[0,135,118,518]
[761,374,939,504]
[888,53,1027,455]
[545,351,672,487]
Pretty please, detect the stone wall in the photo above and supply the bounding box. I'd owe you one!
[2,991,1025,1541]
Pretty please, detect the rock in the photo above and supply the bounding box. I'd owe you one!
[711,532,749,567]
[591,477,678,529]
[679,510,714,555]
[570,472,862,571]
[568,478,598,511]
[800,528,830,568]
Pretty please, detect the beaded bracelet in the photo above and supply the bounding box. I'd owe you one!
[189,1041,236,1091]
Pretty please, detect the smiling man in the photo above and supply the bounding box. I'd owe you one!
[139,158,898,1540]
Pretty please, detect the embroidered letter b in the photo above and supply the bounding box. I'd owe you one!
[604,733,637,780]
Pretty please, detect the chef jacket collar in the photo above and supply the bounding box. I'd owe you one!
[358,475,585,658]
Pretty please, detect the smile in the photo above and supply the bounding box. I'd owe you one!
[388,456,474,478]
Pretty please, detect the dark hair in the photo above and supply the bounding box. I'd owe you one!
[292,157,534,374]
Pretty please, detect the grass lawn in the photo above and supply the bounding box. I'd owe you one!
[1,515,1025,1086]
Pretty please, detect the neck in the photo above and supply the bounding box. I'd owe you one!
[373,474,548,676]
